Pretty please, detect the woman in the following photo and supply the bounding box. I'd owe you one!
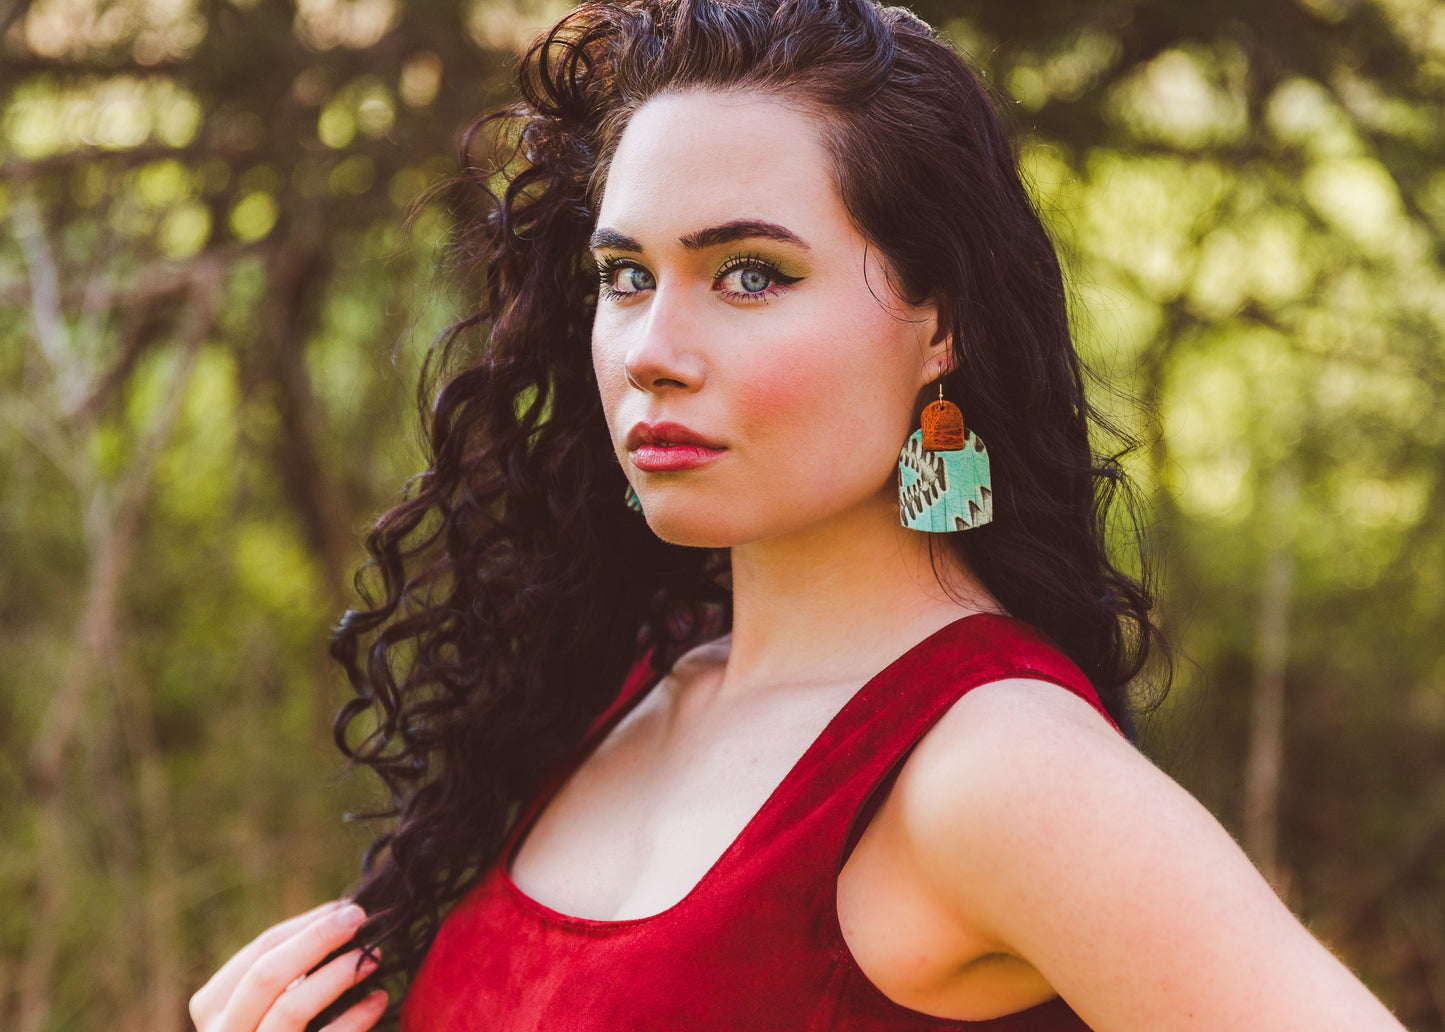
[189,0,1410,1029]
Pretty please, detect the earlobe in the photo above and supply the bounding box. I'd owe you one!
[920,353,951,394]
[922,296,957,389]
[929,343,956,383]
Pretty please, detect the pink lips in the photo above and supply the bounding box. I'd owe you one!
[627,421,726,472]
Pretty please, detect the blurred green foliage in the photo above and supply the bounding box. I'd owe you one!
[1,0,1443,1029]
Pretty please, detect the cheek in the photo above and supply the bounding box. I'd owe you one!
[728,359,804,428]
[731,326,917,490]
[591,329,629,439]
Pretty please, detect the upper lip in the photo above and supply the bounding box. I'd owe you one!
[626,421,725,450]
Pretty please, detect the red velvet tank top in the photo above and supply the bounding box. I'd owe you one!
[401,613,1125,1031]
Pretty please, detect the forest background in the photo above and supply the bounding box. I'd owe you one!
[2,0,1443,1028]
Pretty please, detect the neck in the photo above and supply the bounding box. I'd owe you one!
[718,487,1000,694]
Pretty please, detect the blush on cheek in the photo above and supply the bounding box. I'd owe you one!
[744,331,902,415]
[735,366,896,501]
[728,333,861,427]
[729,372,807,430]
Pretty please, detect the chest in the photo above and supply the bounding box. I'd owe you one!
[508,675,858,920]
[504,678,1054,1022]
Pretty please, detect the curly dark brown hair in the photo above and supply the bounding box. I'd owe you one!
[314,0,1168,1025]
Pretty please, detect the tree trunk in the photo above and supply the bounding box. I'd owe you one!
[1242,467,1298,897]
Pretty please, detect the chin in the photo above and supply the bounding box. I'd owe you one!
[633,492,754,548]
[642,497,841,550]
[644,512,744,550]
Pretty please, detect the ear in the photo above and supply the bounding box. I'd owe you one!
[919,292,957,390]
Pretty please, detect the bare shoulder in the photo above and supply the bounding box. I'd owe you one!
[891,676,1138,851]
[925,674,1125,747]
[885,677,1408,1032]
[889,677,1153,942]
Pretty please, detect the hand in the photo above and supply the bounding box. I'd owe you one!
[190,899,388,1032]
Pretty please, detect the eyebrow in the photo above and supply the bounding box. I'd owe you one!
[588,219,811,254]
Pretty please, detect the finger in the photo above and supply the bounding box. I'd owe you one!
[217,904,369,1031]
[192,900,349,1024]
[255,950,379,1032]
[320,991,390,1032]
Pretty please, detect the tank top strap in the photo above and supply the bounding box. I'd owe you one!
[749,613,1121,870]
[592,646,666,733]
[500,647,665,855]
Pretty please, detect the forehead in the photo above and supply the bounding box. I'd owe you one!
[596,89,840,231]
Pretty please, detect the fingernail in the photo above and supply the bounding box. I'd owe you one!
[367,990,389,1008]
[333,904,366,929]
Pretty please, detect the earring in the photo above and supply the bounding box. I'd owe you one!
[624,483,644,514]
[897,381,992,532]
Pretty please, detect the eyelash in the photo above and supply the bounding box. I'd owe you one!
[595,253,801,304]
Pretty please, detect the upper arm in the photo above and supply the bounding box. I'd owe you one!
[893,678,1406,1032]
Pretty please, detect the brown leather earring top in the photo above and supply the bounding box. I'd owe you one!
[920,399,965,451]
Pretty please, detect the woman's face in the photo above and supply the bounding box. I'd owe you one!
[591,88,947,548]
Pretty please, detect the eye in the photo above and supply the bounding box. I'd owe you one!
[597,258,655,300]
[617,266,656,291]
[715,256,801,302]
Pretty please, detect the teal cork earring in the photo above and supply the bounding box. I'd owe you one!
[898,381,992,532]
[624,483,644,514]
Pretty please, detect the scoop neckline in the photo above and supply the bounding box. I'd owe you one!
[499,609,1002,929]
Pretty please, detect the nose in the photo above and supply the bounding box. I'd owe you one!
[620,286,705,394]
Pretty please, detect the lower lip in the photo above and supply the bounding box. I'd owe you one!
[630,444,726,472]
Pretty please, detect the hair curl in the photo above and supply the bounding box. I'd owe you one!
[316,0,1168,1025]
